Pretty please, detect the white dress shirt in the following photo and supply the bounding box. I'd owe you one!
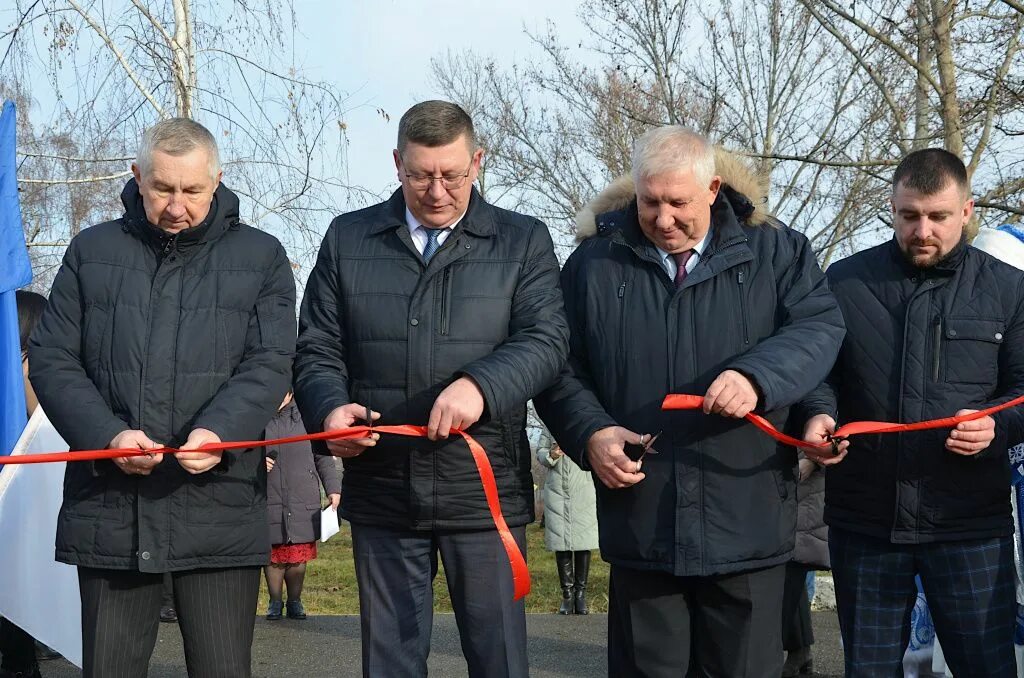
[405,208,465,254]
[656,228,712,280]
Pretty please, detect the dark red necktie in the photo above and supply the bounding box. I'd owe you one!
[673,250,694,288]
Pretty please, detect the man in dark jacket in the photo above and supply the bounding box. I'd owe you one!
[293,100,568,678]
[535,126,845,677]
[28,118,295,677]
[800,149,1024,676]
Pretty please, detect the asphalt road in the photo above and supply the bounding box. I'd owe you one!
[38,612,845,677]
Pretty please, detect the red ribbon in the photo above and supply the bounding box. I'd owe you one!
[1,424,531,601]
[661,393,1024,448]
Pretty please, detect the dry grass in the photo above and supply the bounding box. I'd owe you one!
[259,522,610,615]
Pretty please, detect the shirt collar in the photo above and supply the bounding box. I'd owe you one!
[656,227,712,265]
[405,207,466,236]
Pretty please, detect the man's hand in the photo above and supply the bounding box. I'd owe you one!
[703,370,759,418]
[109,430,164,476]
[946,410,996,456]
[176,428,224,475]
[427,376,485,440]
[800,414,848,465]
[266,456,276,472]
[327,493,341,510]
[586,426,646,489]
[324,404,380,457]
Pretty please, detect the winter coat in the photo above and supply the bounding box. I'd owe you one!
[536,432,598,552]
[293,188,569,530]
[794,458,828,569]
[802,237,1024,543]
[28,179,295,572]
[535,150,846,577]
[265,401,341,545]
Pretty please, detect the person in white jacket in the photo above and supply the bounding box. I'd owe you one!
[536,431,599,614]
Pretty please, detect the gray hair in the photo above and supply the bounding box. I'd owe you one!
[136,118,221,179]
[631,126,715,187]
[397,100,477,154]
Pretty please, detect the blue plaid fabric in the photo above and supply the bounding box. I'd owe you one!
[830,527,1015,677]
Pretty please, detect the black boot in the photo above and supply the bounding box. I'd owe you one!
[573,550,591,615]
[555,551,574,614]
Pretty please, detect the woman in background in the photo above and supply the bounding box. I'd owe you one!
[263,393,340,620]
[537,431,598,615]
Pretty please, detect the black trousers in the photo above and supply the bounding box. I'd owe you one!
[607,563,786,678]
[350,523,529,678]
[830,528,1015,678]
[781,563,814,651]
[78,566,260,678]
[0,617,38,672]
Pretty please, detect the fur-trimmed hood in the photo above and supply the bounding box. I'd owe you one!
[574,147,771,240]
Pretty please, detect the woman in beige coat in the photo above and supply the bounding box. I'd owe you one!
[537,432,599,614]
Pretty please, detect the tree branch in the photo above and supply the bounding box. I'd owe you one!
[66,0,167,118]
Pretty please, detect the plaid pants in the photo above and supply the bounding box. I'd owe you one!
[830,527,1015,677]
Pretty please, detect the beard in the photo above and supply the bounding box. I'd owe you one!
[901,238,947,268]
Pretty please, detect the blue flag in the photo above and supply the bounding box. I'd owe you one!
[0,100,32,459]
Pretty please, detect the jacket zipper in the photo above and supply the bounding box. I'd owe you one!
[138,234,177,430]
[617,282,626,299]
[737,270,749,345]
[932,315,942,381]
[440,268,451,336]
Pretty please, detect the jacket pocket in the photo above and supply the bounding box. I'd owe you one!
[186,475,257,525]
[942,317,1004,385]
[255,297,293,352]
[737,270,750,345]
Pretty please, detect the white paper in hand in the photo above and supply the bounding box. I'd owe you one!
[320,506,340,542]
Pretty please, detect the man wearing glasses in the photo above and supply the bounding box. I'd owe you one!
[535,127,845,677]
[293,100,568,678]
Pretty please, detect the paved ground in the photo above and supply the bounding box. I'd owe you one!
[39,612,845,677]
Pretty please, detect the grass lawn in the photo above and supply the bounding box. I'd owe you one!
[260,522,610,615]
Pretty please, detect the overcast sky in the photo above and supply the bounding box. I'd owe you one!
[293,0,589,205]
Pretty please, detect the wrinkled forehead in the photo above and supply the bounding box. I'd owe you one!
[144,148,218,186]
[636,169,704,200]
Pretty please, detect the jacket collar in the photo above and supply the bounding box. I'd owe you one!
[120,178,241,247]
[607,190,749,259]
[887,233,969,278]
[368,187,496,237]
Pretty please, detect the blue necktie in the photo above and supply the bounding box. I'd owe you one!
[423,228,443,262]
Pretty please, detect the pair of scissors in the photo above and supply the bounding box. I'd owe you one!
[624,430,662,470]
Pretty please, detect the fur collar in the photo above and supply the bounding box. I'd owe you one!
[574,147,771,240]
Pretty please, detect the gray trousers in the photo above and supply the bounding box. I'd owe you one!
[351,523,529,678]
[78,566,260,678]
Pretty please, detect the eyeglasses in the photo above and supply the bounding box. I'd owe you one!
[401,157,473,190]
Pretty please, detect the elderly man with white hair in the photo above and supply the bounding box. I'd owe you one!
[535,126,845,677]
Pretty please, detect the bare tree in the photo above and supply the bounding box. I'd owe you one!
[433,0,1024,265]
[3,0,356,273]
[797,0,1024,232]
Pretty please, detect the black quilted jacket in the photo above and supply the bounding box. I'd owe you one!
[536,191,845,576]
[803,237,1024,543]
[293,189,569,530]
[29,179,296,571]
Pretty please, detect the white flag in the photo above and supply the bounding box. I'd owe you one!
[0,407,82,667]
